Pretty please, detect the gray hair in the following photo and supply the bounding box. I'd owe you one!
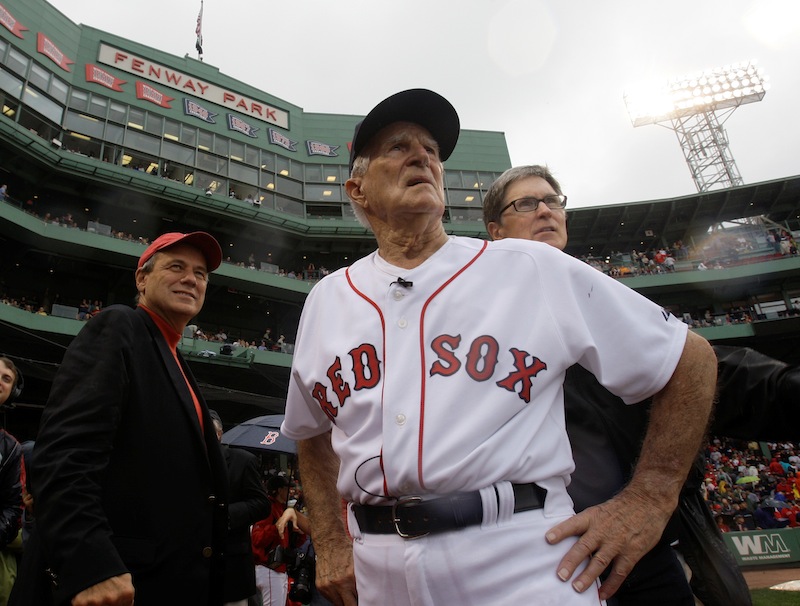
[134,255,157,305]
[482,165,563,228]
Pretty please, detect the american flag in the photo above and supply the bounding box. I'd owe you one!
[195,1,204,57]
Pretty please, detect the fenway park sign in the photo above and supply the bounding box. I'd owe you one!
[97,43,289,129]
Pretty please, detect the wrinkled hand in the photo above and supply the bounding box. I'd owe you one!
[72,574,134,606]
[315,536,357,606]
[276,508,299,539]
[545,488,673,601]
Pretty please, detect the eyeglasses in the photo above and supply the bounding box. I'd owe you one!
[499,195,568,216]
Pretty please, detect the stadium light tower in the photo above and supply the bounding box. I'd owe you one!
[624,60,769,192]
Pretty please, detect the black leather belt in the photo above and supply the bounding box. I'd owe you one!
[352,482,547,539]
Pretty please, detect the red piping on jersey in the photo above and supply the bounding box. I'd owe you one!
[345,266,391,497]
[417,240,488,490]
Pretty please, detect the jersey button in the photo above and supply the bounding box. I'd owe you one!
[393,290,404,300]
[395,414,406,425]
[397,317,408,328]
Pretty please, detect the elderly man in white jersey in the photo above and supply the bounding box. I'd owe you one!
[281,89,716,606]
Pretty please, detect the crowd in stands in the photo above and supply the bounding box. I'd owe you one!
[579,229,800,279]
[704,437,800,533]
[186,325,290,353]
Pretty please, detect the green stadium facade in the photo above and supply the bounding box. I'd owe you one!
[1,0,800,439]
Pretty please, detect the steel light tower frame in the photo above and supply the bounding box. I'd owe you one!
[624,61,769,192]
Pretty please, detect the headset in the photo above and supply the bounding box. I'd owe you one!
[0,355,24,405]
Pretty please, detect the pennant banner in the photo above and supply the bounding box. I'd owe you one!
[37,32,74,72]
[269,128,298,152]
[85,64,126,92]
[0,4,28,39]
[227,114,259,138]
[306,140,340,157]
[136,81,174,108]
[184,98,217,123]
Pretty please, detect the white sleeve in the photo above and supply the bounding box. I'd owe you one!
[280,286,333,440]
[536,245,688,403]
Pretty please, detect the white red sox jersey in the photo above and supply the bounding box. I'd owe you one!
[282,236,688,507]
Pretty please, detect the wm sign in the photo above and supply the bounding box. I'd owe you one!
[730,533,792,563]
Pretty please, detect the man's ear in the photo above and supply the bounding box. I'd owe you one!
[345,178,367,210]
[487,221,503,241]
[134,268,147,293]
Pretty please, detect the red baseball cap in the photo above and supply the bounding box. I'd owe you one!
[138,232,222,271]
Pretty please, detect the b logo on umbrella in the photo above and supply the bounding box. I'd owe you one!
[260,431,280,446]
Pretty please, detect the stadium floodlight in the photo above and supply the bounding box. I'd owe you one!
[624,60,769,192]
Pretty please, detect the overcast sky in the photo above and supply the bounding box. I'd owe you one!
[46,0,800,209]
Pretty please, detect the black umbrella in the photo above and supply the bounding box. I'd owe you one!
[221,414,297,454]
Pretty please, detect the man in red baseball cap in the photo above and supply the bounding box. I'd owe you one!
[22,231,229,605]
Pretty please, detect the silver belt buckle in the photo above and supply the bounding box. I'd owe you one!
[392,495,429,539]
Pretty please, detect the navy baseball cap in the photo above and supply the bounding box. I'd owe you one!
[348,89,460,174]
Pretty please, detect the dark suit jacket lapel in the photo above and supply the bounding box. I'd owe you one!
[136,308,208,457]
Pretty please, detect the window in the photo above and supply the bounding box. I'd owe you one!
[229,161,257,185]
[65,110,104,138]
[306,184,341,201]
[477,172,497,191]
[446,189,482,208]
[305,165,323,183]
[127,107,145,130]
[323,166,341,183]
[198,129,213,151]
[22,86,62,124]
[145,113,163,136]
[197,150,227,173]
[124,129,160,155]
[109,101,126,124]
[244,145,259,166]
[88,95,108,119]
[276,155,291,177]
[105,122,124,145]
[162,139,196,165]
[164,118,180,141]
[445,171,463,189]
[214,135,229,157]
[69,89,89,112]
[28,63,50,92]
[448,208,484,224]
[276,175,302,199]
[0,68,23,100]
[181,124,197,146]
[50,76,68,104]
[260,169,275,190]
[5,48,28,77]
[275,196,303,217]
[229,140,245,162]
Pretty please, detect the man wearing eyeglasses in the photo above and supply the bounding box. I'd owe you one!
[282,90,716,606]
[482,165,772,606]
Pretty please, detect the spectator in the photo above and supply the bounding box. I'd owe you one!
[0,356,23,606]
[251,475,310,606]
[18,232,228,604]
[210,411,270,606]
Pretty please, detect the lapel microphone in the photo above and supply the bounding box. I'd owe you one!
[392,277,413,288]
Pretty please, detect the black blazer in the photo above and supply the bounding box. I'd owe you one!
[29,306,229,605]
[222,445,269,601]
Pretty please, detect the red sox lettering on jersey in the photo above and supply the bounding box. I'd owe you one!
[310,335,548,421]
